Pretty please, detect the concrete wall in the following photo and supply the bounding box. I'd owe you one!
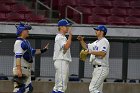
[0,80,140,93]
[1,23,140,37]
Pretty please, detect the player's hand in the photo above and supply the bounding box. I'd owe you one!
[68,30,72,36]
[44,43,49,50]
[17,69,22,77]
[77,35,84,41]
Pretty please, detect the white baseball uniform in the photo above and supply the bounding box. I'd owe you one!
[87,37,110,93]
[13,37,35,93]
[53,33,72,92]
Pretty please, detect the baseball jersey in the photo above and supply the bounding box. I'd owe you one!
[53,33,72,62]
[13,37,36,68]
[87,37,110,66]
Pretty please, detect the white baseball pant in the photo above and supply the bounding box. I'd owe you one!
[89,66,109,93]
[13,67,32,93]
[53,60,69,92]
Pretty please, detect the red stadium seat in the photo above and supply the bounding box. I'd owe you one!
[73,7,92,23]
[0,13,6,21]
[95,0,112,8]
[128,9,140,17]
[107,16,126,25]
[7,13,26,22]
[0,4,11,13]
[111,8,128,17]
[88,15,107,24]
[113,1,130,8]
[92,7,110,17]
[126,17,140,25]
[79,0,96,8]
[130,1,140,9]
[67,0,77,7]
[0,0,16,4]
[76,7,92,15]
[12,4,32,14]
[25,14,46,23]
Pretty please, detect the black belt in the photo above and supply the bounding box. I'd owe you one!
[93,65,102,68]
[22,66,30,69]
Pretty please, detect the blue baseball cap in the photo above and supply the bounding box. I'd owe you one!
[58,19,71,26]
[16,22,32,35]
[93,25,107,33]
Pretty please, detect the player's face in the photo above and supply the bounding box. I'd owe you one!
[22,30,29,38]
[95,30,101,37]
[62,26,69,33]
[95,30,104,37]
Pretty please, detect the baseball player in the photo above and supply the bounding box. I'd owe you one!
[13,22,49,93]
[77,25,110,93]
[52,19,72,93]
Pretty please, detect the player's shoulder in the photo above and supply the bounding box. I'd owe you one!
[55,33,65,41]
[14,40,23,45]
[102,37,109,44]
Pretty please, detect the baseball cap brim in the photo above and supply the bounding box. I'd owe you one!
[93,27,100,31]
[24,25,32,30]
[58,23,72,26]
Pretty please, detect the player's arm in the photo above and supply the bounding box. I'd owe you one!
[88,51,106,58]
[89,42,108,58]
[34,43,49,55]
[15,42,23,77]
[77,36,87,50]
[16,58,22,77]
[63,30,72,50]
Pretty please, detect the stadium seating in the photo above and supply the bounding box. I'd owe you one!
[0,4,11,14]
[51,0,137,25]
[111,8,128,17]
[0,0,140,25]
[7,13,26,22]
[126,17,140,25]
[128,9,140,17]
[107,16,126,25]
[88,15,107,24]
[0,13,7,21]
[25,13,46,23]
[11,4,32,15]
[0,0,47,23]
[112,1,130,9]
[95,0,112,8]
[79,0,96,8]
[92,7,110,17]
[130,1,140,9]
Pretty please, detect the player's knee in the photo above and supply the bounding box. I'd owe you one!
[89,89,100,93]
[89,86,99,93]
[27,83,33,93]
[16,84,26,93]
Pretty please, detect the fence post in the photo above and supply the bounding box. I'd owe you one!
[122,42,129,82]
[78,45,85,79]
[35,39,41,77]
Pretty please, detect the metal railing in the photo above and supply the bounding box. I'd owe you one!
[35,0,52,19]
[65,5,83,24]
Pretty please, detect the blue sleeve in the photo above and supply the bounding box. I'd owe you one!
[21,41,28,50]
[31,48,36,56]
[16,55,22,58]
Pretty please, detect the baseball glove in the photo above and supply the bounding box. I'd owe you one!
[80,49,89,62]
[13,74,27,87]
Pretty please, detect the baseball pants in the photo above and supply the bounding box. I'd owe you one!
[53,60,69,92]
[13,67,33,93]
[89,66,109,93]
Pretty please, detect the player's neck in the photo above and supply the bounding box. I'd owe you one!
[59,31,66,35]
[98,36,104,40]
[19,36,26,39]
